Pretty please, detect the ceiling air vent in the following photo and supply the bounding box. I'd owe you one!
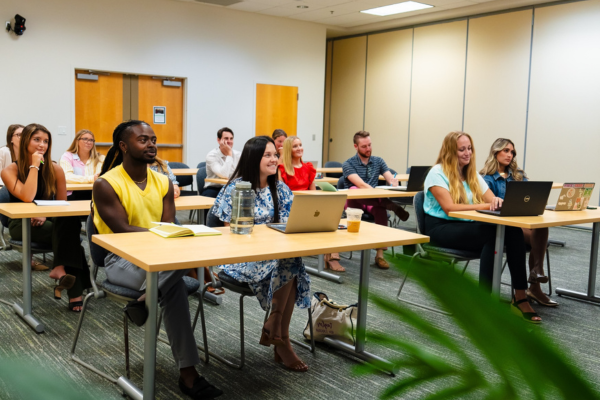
[193,0,243,6]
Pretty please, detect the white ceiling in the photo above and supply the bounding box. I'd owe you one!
[180,0,557,37]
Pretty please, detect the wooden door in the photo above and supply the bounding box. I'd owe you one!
[138,76,184,163]
[75,71,124,156]
[255,84,298,137]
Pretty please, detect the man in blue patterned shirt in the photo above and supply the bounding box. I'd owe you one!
[343,131,409,269]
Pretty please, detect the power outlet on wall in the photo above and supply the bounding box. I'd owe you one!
[57,126,67,135]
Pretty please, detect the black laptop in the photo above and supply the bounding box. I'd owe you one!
[477,181,553,217]
[383,166,431,192]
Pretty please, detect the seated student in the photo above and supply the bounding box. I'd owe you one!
[93,120,222,399]
[212,136,311,372]
[1,124,91,311]
[481,138,556,307]
[59,129,105,201]
[423,131,541,323]
[342,130,409,269]
[149,157,181,198]
[0,124,24,186]
[278,136,345,272]
[203,127,241,198]
[272,129,287,164]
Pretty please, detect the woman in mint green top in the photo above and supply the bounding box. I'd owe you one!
[423,131,541,324]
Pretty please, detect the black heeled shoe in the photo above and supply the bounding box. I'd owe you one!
[511,296,542,324]
[53,274,76,300]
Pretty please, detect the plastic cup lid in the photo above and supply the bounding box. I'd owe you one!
[346,207,364,215]
[235,181,251,189]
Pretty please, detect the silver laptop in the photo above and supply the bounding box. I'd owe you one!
[267,193,347,234]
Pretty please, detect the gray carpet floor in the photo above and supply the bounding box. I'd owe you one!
[0,207,599,399]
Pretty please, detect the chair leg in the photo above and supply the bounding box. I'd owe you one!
[546,249,552,296]
[70,291,119,384]
[291,307,315,353]
[459,260,470,276]
[124,312,131,380]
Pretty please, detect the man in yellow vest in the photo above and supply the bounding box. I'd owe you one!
[93,120,222,400]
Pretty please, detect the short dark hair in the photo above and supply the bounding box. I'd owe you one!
[217,127,234,139]
[272,129,287,140]
[353,130,370,145]
[229,136,281,223]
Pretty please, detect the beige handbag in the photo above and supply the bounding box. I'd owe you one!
[304,292,358,345]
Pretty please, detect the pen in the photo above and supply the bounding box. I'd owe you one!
[39,160,44,164]
[393,173,396,178]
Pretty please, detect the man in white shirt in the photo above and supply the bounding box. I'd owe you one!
[203,127,241,198]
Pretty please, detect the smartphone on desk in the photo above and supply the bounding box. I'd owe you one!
[338,225,347,230]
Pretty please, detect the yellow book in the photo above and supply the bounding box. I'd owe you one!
[150,223,222,238]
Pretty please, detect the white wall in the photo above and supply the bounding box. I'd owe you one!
[0,0,327,166]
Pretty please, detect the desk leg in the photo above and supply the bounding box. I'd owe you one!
[143,272,159,399]
[12,218,45,333]
[555,221,600,304]
[322,249,397,375]
[305,255,343,284]
[491,225,505,298]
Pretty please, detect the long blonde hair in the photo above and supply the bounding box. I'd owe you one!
[480,138,526,181]
[436,131,484,205]
[150,156,168,174]
[17,124,57,200]
[281,136,302,176]
[66,129,103,170]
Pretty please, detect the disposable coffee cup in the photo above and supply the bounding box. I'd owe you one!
[346,208,364,233]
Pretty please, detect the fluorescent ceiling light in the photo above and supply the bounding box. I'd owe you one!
[361,1,433,16]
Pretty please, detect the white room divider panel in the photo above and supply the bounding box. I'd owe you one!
[525,0,600,205]
[364,29,413,173]
[408,20,468,167]
[328,36,367,164]
[463,10,533,171]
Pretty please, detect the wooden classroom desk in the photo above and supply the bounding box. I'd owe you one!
[448,209,600,301]
[66,183,94,191]
[92,222,429,399]
[552,183,563,189]
[205,177,341,186]
[0,196,215,333]
[171,168,198,176]
[314,168,408,182]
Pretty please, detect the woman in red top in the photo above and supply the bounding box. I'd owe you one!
[278,136,345,272]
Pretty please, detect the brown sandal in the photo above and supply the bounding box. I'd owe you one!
[375,257,389,269]
[274,345,308,372]
[202,270,225,295]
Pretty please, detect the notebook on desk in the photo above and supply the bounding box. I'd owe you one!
[477,181,553,217]
[267,193,347,234]
[546,183,595,211]
[377,166,431,192]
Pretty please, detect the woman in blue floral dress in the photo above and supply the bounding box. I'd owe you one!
[212,136,311,372]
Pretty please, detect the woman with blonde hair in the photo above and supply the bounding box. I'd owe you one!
[278,136,345,271]
[481,138,556,307]
[59,129,105,200]
[423,131,540,323]
[1,124,91,311]
[0,124,25,185]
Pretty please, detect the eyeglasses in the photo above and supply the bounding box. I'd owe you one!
[12,133,21,138]
[79,138,95,143]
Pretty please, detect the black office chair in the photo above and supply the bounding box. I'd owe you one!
[189,167,209,224]
[0,186,52,260]
[324,161,343,178]
[71,214,201,383]
[397,191,481,315]
[169,161,195,196]
[192,205,315,369]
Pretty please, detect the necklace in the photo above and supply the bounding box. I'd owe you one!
[133,177,147,184]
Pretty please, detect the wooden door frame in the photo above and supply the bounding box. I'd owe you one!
[71,67,188,163]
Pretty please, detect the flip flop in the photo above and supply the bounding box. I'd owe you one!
[31,261,49,271]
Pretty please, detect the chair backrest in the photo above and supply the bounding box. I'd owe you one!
[414,191,426,234]
[206,205,224,228]
[196,167,207,195]
[197,161,206,169]
[86,214,108,267]
[168,161,193,187]
[0,187,11,228]
[406,167,411,174]
[337,176,345,190]
[389,168,397,175]
[324,161,343,178]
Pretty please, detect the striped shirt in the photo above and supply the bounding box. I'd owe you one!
[342,153,389,188]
